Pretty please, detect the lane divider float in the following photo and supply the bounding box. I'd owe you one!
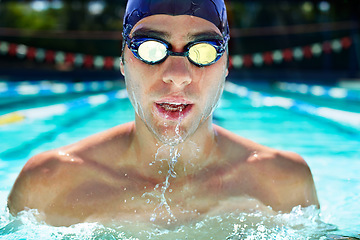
[275,81,360,101]
[0,79,123,97]
[0,36,353,70]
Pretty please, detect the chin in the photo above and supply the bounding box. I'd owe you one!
[154,125,188,145]
[148,121,195,146]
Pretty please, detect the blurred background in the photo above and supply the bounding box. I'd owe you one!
[0,0,359,84]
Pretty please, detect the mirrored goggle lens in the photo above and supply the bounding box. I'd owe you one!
[138,40,167,63]
[188,43,218,66]
[135,39,220,66]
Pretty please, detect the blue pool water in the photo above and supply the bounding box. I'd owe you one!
[0,79,359,239]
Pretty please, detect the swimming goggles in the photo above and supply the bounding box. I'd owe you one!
[125,36,228,67]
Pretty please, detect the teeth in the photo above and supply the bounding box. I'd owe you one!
[167,102,182,105]
[159,103,188,112]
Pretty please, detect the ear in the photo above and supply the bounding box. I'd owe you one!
[120,57,125,76]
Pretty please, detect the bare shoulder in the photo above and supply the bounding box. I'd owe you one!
[214,125,319,212]
[68,122,134,155]
[250,148,319,212]
[7,149,81,215]
[214,124,309,170]
[8,122,135,216]
[60,121,135,164]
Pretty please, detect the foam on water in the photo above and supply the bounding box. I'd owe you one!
[0,204,341,239]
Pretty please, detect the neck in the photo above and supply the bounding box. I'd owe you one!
[130,115,218,179]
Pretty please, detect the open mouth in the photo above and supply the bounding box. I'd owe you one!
[155,102,193,120]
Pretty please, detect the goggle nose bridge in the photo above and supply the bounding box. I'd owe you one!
[167,50,189,58]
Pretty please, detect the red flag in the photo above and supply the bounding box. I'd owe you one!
[243,54,253,68]
[322,41,332,54]
[302,46,312,58]
[26,47,36,60]
[104,57,114,69]
[341,37,352,49]
[263,51,273,65]
[65,53,75,64]
[228,56,233,69]
[282,48,293,62]
[83,55,94,68]
[9,43,17,56]
[45,50,55,62]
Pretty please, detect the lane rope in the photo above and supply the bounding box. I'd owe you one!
[0,36,353,70]
[0,80,123,97]
[275,81,360,101]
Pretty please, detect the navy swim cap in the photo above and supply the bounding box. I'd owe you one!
[122,0,230,39]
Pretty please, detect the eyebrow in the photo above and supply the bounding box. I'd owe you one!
[189,31,223,41]
[131,28,170,39]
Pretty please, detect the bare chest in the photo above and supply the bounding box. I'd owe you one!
[51,170,247,225]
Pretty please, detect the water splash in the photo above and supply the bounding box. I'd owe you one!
[0,204,350,239]
[150,152,177,223]
[148,138,183,223]
[138,114,186,224]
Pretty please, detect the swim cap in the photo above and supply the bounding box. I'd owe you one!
[122,0,230,39]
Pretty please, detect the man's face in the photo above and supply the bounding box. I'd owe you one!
[121,14,228,144]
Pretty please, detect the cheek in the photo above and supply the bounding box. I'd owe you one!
[198,64,226,107]
[199,63,227,90]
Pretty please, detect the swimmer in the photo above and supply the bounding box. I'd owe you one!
[7,0,319,227]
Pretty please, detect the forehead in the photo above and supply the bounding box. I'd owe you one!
[130,14,222,40]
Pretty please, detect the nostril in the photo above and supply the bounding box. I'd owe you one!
[163,77,192,86]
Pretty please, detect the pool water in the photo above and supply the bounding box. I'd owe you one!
[0,80,359,239]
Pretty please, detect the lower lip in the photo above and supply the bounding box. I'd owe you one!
[154,103,193,121]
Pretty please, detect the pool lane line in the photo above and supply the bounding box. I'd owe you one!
[225,81,360,131]
[275,81,360,101]
[0,80,123,97]
[0,99,128,161]
[0,89,128,126]
[0,112,25,125]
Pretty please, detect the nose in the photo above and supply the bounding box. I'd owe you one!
[162,56,192,87]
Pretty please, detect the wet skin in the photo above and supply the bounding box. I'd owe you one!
[7,15,319,227]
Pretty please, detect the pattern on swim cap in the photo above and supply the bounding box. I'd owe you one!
[123,0,229,39]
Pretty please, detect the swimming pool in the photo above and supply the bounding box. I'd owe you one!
[0,79,359,239]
